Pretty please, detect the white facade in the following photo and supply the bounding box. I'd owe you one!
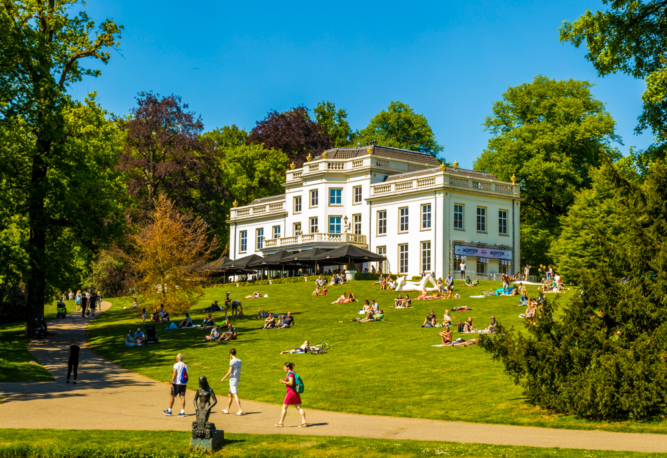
[228,145,522,279]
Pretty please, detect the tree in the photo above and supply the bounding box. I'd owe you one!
[559,1,667,159]
[480,160,667,420]
[203,124,248,148]
[131,195,214,315]
[473,76,621,267]
[0,0,123,333]
[246,107,332,168]
[355,101,443,156]
[314,101,352,147]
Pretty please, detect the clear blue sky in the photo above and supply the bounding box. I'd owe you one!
[72,0,651,168]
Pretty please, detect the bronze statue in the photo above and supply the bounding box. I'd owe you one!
[192,375,217,439]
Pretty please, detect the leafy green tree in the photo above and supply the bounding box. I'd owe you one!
[480,160,667,420]
[313,101,352,147]
[559,1,667,161]
[0,0,123,333]
[355,101,443,156]
[203,125,248,148]
[473,76,621,267]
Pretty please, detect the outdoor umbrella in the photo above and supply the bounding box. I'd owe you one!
[312,244,386,266]
[248,250,296,268]
[285,248,332,263]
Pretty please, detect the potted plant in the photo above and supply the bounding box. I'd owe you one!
[345,261,357,281]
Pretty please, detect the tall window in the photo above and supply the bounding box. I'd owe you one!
[329,216,342,233]
[421,241,431,272]
[294,196,302,213]
[353,214,362,234]
[421,204,431,229]
[240,231,247,252]
[310,217,318,234]
[293,222,301,235]
[454,204,464,229]
[399,244,409,274]
[256,228,264,250]
[329,188,342,205]
[476,207,486,232]
[273,226,281,239]
[378,210,387,235]
[377,246,388,273]
[499,260,510,274]
[399,207,409,232]
[354,186,362,204]
[310,189,319,207]
[499,210,508,235]
[476,259,486,275]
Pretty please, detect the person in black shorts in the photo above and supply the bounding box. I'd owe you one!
[81,294,88,317]
[224,293,232,317]
[67,338,80,384]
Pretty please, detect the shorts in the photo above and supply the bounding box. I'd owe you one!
[171,383,187,397]
[229,379,239,394]
[460,270,465,274]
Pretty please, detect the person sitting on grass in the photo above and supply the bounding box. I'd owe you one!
[437,277,444,294]
[220,325,237,341]
[177,313,193,328]
[394,294,404,307]
[343,291,356,303]
[134,328,145,344]
[387,277,396,290]
[340,275,348,285]
[396,294,411,308]
[205,326,222,342]
[423,310,438,327]
[461,276,473,287]
[162,310,170,322]
[463,317,475,333]
[253,310,270,320]
[483,316,498,334]
[151,309,160,322]
[204,300,220,312]
[360,300,371,315]
[280,340,310,355]
[372,274,385,286]
[244,290,261,300]
[262,314,276,329]
[370,300,380,313]
[278,312,295,328]
[316,276,324,288]
[202,312,215,328]
[443,310,453,327]
[526,300,537,320]
[380,276,387,290]
[332,293,349,304]
[125,330,140,347]
[418,287,431,301]
[439,325,453,345]
[312,285,321,296]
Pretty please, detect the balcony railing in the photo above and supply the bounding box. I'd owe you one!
[233,201,285,219]
[263,232,367,248]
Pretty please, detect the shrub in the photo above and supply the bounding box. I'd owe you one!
[354,273,400,281]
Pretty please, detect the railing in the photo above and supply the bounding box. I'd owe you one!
[473,181,492,191]
[309,164,320,172]
[254,205,266,214]
[408,164,427,172]
[376,159,389,168]
[236,208,250,216]
[395,181,413,191]
[373,184,391,194]
[450,177,468,187]
[263,232,367,248]
[328,162,345,170]
[418,177,435,187]
[269,202,284,211]
[495,184,513,194]
[353,160,363,168]
[233,200,287,219]
[293,171,302,179]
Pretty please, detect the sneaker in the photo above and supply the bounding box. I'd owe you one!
[162,410,172,416]
[177,412,185,417]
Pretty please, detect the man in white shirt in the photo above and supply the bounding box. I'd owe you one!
[524,265,531,281]
[220,348,243,415]
[459,262,466,280]
[163,353,188,417]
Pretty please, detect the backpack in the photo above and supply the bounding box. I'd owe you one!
[292,372,305,393]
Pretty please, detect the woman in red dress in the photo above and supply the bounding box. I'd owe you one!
[275,362,307,427]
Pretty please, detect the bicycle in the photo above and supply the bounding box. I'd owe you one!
[309,342,331,355]
[483,289,496,297]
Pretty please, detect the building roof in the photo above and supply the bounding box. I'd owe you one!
[317,145,441,167]
[385,166,498,182]
[250,195,286,205]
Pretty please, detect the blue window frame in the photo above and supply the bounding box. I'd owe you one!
[329,216,342,234]
[329,188,342,205]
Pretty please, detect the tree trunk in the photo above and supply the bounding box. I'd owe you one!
[25,139,49,336]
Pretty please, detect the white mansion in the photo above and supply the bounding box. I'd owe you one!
[228,145,522,279]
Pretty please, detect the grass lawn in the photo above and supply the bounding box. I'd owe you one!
[0,299,78,383]
[83,280,663,434]
[0,429,665,458]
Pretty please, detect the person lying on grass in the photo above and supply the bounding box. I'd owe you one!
[202,313,215,328]
[177,313,193,328]
[353,310,384,322]
[463,317,474,333]
[262,314,276,329]
[453,338,478,347]
[332,292,355,303]
[439,326,453,345]
[281,340,310,354]
[244,290,262,300]
[205,326,222,342]
[423,310,438,327]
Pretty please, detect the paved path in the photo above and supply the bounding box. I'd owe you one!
[1,303,666,453]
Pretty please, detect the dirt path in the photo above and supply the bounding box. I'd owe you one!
[1,302,666,453]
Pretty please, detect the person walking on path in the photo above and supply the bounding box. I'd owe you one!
[275,362,307,428]
[66,338,80,384]
[163,353,188,417]
[80,292,88,318]
[220,348,244,416]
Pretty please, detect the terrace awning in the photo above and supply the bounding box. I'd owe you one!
[248,250,298,268]
[312,245,386,266]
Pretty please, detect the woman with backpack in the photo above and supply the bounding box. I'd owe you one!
[275,362,307,428]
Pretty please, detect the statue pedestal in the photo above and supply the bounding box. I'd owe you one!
[191,430,224,451]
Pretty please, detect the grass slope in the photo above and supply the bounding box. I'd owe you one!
[0,429,665,458]
[86,280,666,434]
[0,300,78,382]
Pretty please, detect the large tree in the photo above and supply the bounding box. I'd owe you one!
[355,101,443,156]
[0,0,123,333]
[246,106,332,168]
[314,101,352,147]
[473,76,621,267]
[480,160,667,420]
[559,0,667,164]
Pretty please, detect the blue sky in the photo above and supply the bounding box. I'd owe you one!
[72,0,651,168]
